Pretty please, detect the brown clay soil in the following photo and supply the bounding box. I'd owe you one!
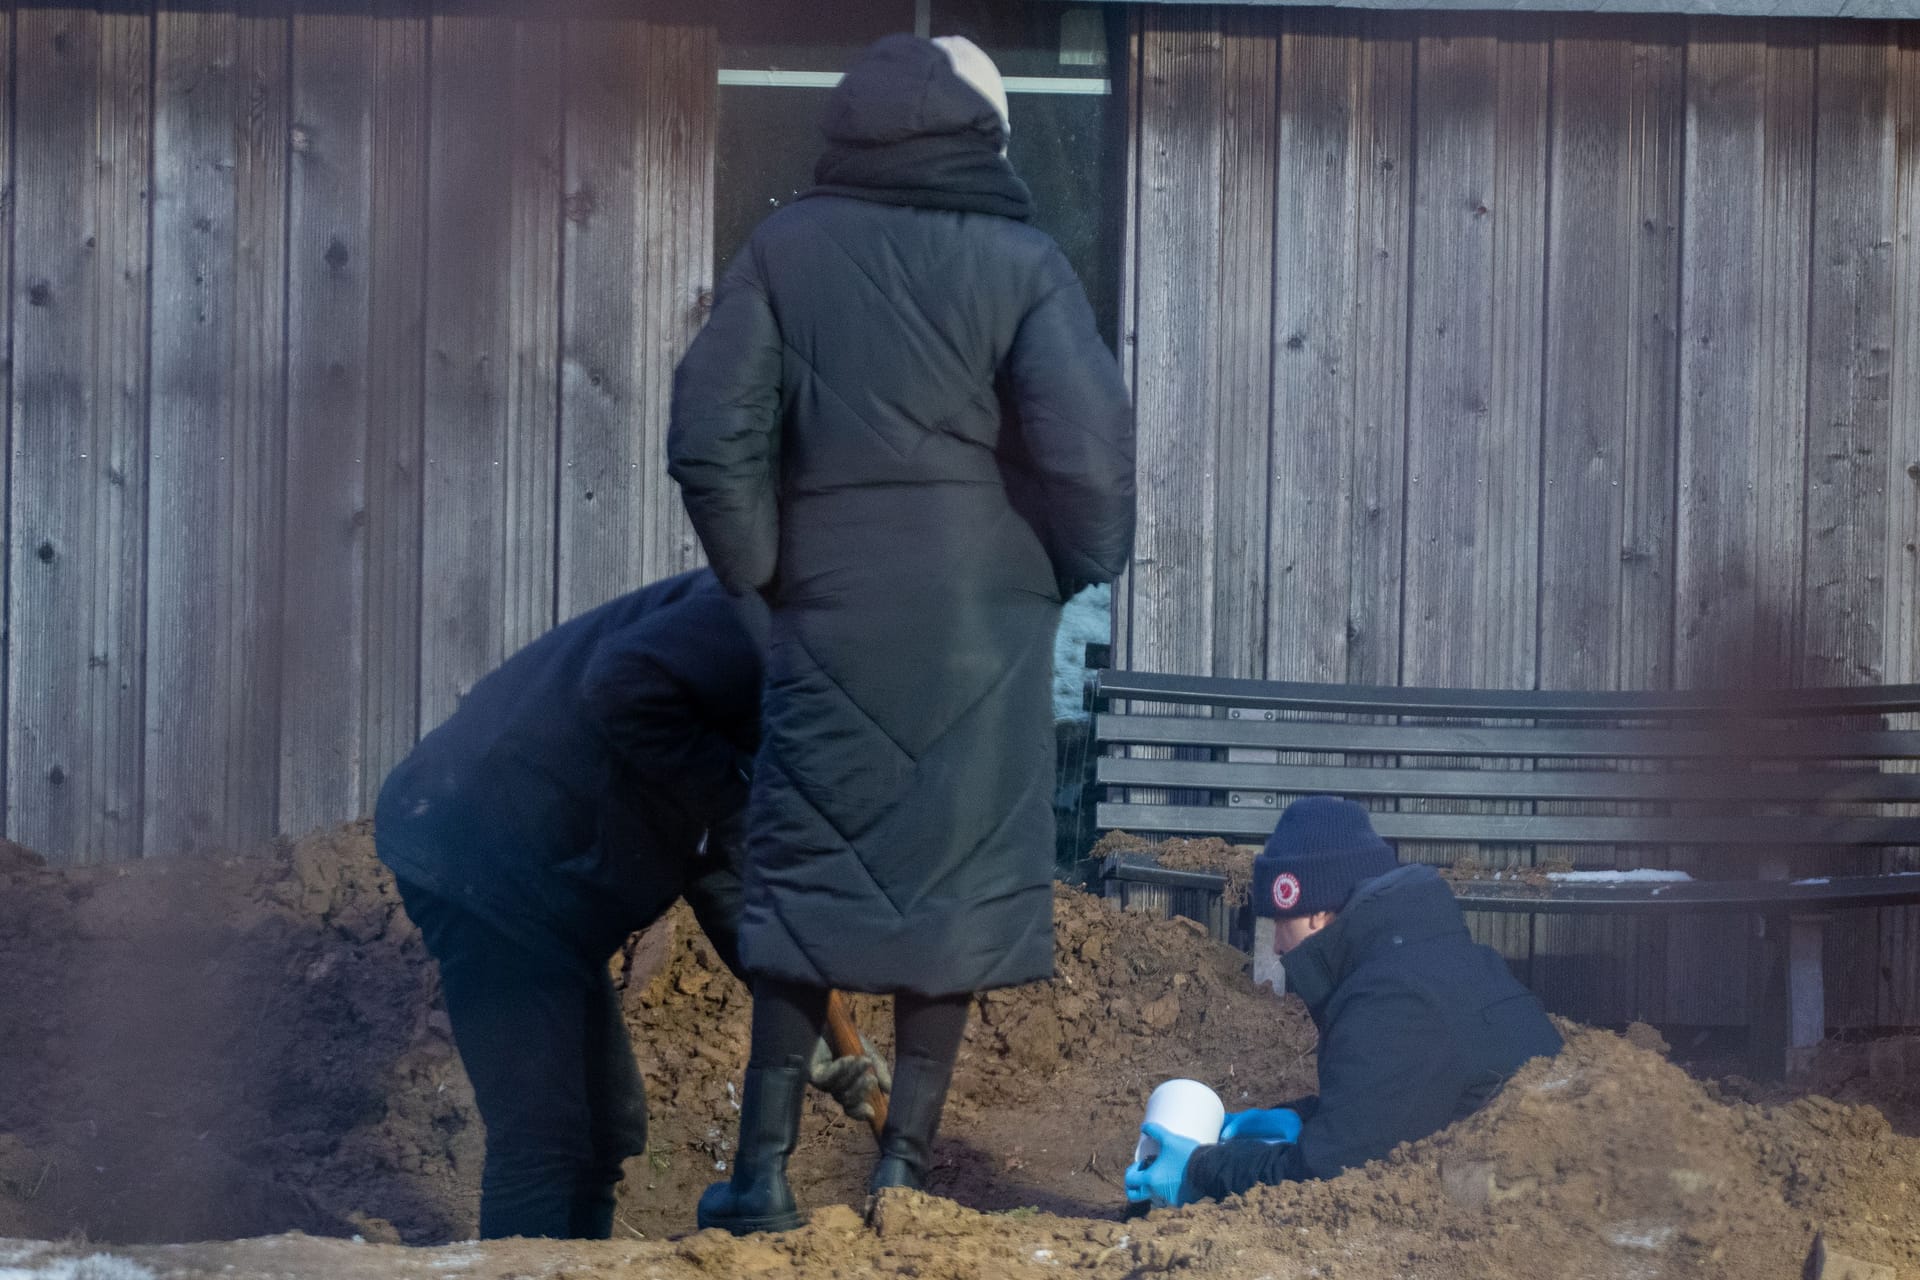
[3,824,1919,1278]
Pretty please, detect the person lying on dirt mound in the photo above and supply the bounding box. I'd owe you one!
[1126,797,1563,1210]
[374,568,887,1241]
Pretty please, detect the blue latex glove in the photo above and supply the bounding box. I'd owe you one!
[1123,1123,1200,1209]
[1219,1107,1303,1143]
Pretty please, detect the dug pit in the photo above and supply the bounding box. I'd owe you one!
[2,824,1917,1279]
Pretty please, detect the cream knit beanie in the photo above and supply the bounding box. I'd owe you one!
[932,35,1010,145]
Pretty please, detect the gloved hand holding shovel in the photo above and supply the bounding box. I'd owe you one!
[808,991,893,1135]
[807,1033,892,1122]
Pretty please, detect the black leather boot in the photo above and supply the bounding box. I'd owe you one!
[867,1054,954,1195]
[697,1059,807,1235]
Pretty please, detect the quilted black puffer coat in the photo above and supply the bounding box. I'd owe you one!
[668,35,1135,995]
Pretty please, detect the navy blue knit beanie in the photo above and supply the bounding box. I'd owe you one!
[1252,796,1399,919]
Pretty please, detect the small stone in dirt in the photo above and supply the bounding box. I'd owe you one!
[1804,1233,1895,1280]
[1439,1157,1496,1210]
[343,1211,403,1244]
[1622,1022,1670,1057]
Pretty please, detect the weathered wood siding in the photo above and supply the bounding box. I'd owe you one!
[1121,7,1920,1027]
[4,3,715,862]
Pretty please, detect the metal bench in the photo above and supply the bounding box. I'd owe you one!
[1089,668,1920,1075]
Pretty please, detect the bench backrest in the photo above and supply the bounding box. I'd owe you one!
[1091,669,1920,856]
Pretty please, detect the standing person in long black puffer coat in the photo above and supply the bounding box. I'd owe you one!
[669,33,1136,1235]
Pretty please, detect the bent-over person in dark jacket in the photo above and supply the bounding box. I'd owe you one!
[1125,797,1563,1210]
[375,570,882,1240]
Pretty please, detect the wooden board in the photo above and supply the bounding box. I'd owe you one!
[1400,19,1550,967]
[281,4,374,836]
[1534,17,1686,1024]
[359,0,429,807]
[558,16,715,620]
[1880,23,1920,1028]
[420,14,563,730]
[1210,7,1276,682]
[1344,12,1414,689]
[146,7,290,856]
[8,8,149,864]
[1111,9,1142,670]
[1127,12,1222,679]
[1268,9,1357,686]
[1673,20,1817,1023]
[639,20,717,587]
[1805,26,1898,1031]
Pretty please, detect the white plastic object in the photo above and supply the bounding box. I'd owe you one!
[1132,1078,1226,1165]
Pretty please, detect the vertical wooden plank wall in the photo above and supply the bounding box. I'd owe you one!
[282,2,376,835]
[420,14,561,731]
[4,3,718,859]
[1125,8,1920,1027]
[359,2,429,811]
[559,17,716,616]
[1885,24,1920,1029]
[1804,26,1898,1031]
[1259,10,1413,949]
[1128,13,1223,679]
[146,6,291,856]
[9,7,149,865]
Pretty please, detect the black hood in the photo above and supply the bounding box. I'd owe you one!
[821,33,1006,151]
[805,35,1032,221]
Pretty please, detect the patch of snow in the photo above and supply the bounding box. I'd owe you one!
[1605,1224,1675,1250]
[0,1255,158,1280]
[0,1250,45,1268]
[431,1248,483,1271]
[1794,877,1831,886]
[1032,1248,1057,1264]
[1546,869,1693,884]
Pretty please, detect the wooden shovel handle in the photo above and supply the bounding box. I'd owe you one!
[824,990,889,1141]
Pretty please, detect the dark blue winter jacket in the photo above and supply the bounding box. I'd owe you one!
[374,570,763,965]
[1182,864,1563,1197]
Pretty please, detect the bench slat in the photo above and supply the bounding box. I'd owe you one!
[1095,668,1920,720]
[1095,802,1920,846]
[1101,855,1920,915]
[1448,874,1920,914]
[1096,756,1920,803]
[1098,713,1920,761]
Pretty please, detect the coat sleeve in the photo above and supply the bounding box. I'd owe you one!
[1180,1138,1309,1202]
[1000,249,1136,597]
[668,260,785,596]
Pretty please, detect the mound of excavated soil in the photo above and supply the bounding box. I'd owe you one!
[4,823,1919,1279]
[1089,832,1262,906]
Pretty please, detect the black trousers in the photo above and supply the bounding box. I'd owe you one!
[396,879,648,1240]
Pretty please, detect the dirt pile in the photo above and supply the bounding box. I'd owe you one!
[1090,831,1261,904]
[4,823,1920,1279]
[0,823,478,1245]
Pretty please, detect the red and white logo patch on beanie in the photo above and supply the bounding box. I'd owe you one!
[1272,872,1302,912]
